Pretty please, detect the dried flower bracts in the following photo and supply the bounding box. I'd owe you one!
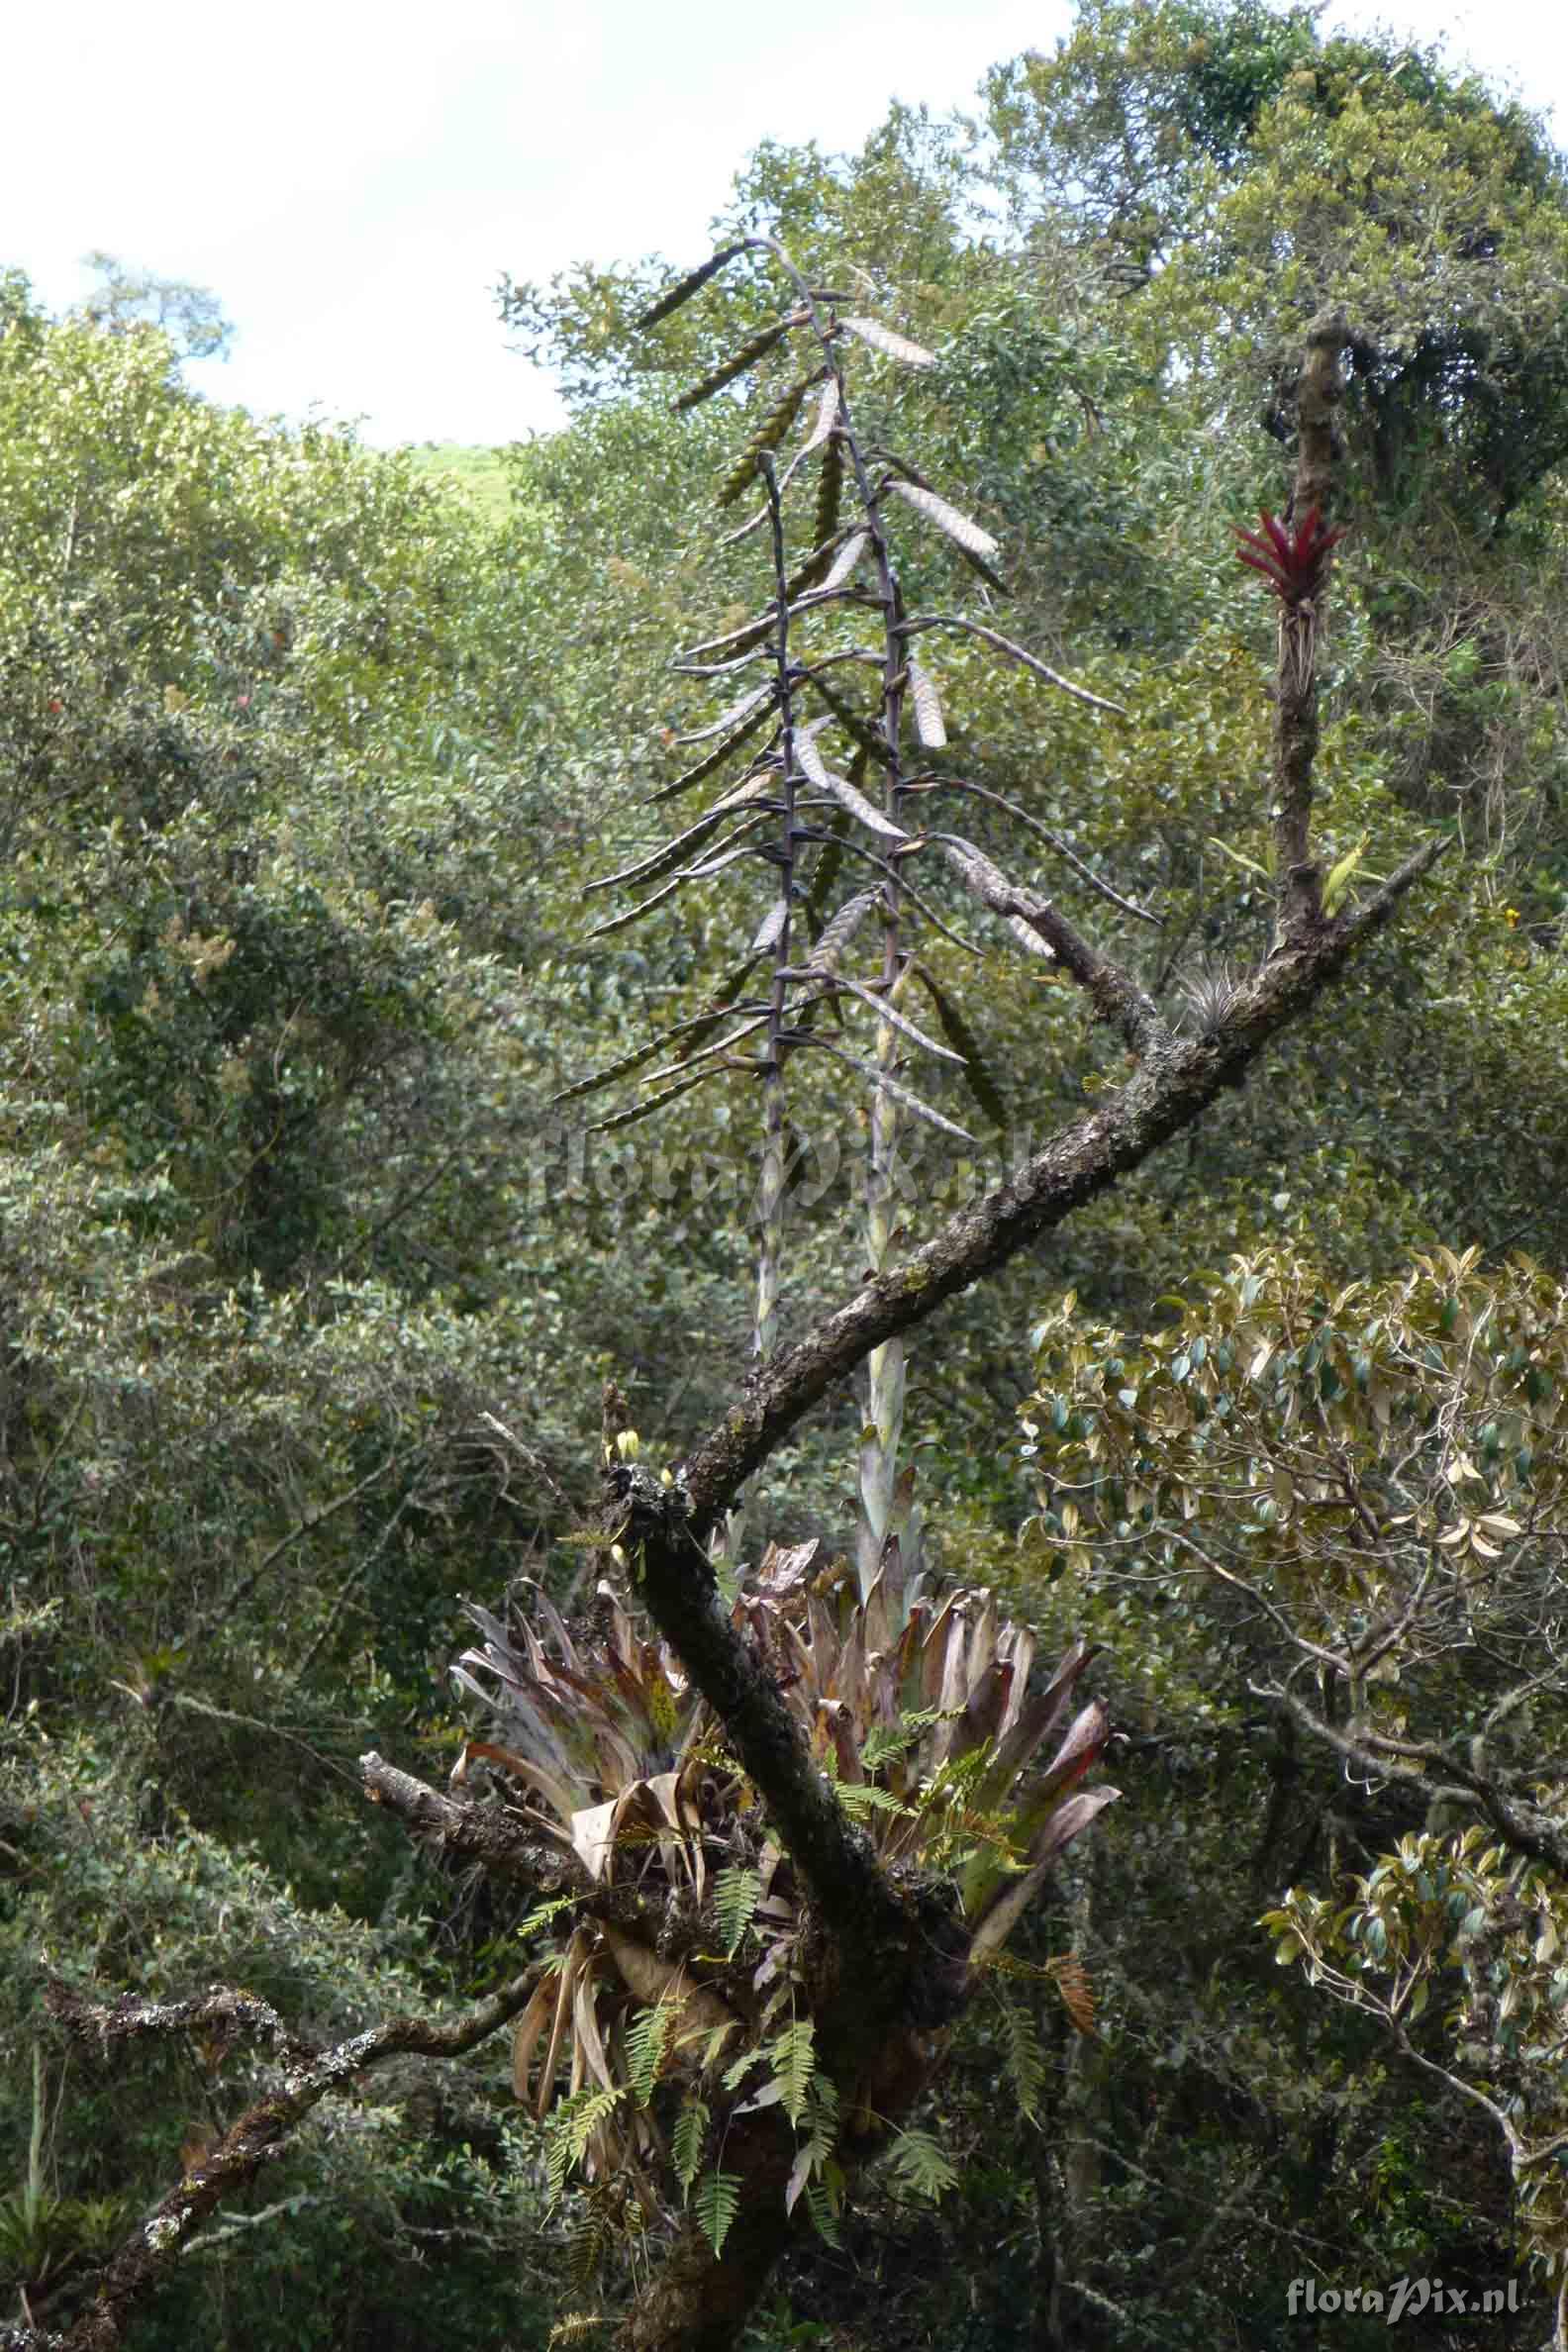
[1234,504,1346,607]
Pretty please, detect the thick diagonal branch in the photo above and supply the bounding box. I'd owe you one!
[674,833,1443,1537]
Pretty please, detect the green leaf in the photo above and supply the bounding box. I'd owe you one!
[714,1862,763,1958]
[673,2096,710,2197]
[885,2125,958,2202]
[625,1998,676,2105]
[767,2016,817,2126]
[693,2168,742,2258]
[1001,1995,1045,2122]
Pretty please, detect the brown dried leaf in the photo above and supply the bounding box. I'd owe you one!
[513,1973,565,2103]
[1048,1955,1097,2037]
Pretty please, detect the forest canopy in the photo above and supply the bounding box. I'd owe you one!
[4,4,1568,2347]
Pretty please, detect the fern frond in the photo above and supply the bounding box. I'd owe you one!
[885,2125,958,2202]
[767,2016,817,2126]
[1001,1995,1046,2123]
[625,1999,676,2106]
[517,1893,581,1940]
[544,2087,623,2203]
[673,2095,711,2197]
[693,2168,742,2258]
[548,2311,611,2344]
[714,1862,763,1957]
[1048,1953,1097,2036]
[803,2174,843,2245]
[564,2203,612,2298]
[835,1779,913,1821]
[860,1709,943,1772]
[722,2045,768,2094]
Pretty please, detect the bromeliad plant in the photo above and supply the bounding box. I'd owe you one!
[451,1525,1114,2244]
[1234,501,1348,698]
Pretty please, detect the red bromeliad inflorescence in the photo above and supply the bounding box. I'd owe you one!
[1233,505,1346,606]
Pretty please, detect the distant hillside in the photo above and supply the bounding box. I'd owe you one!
[405,440,513,527]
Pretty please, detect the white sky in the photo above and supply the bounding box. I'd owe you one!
[5,0,1563,448]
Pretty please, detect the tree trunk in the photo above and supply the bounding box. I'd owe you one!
[615,2193,795,2352]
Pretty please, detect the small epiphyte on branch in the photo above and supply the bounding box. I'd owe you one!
[1233,505,1346,607]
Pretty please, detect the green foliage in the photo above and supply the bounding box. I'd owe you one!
[714,1864,763,1958]
[882,2126,958,2203]
[998,1994,1046,2125]
[1266,1821,1568,2278]
[765,2018,817,2130]
[544,2090,626,2205]
[625,2001,678,2106]
[672,2097,711,2198]
[405,441,517,528]
[692,2167,742,2258]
